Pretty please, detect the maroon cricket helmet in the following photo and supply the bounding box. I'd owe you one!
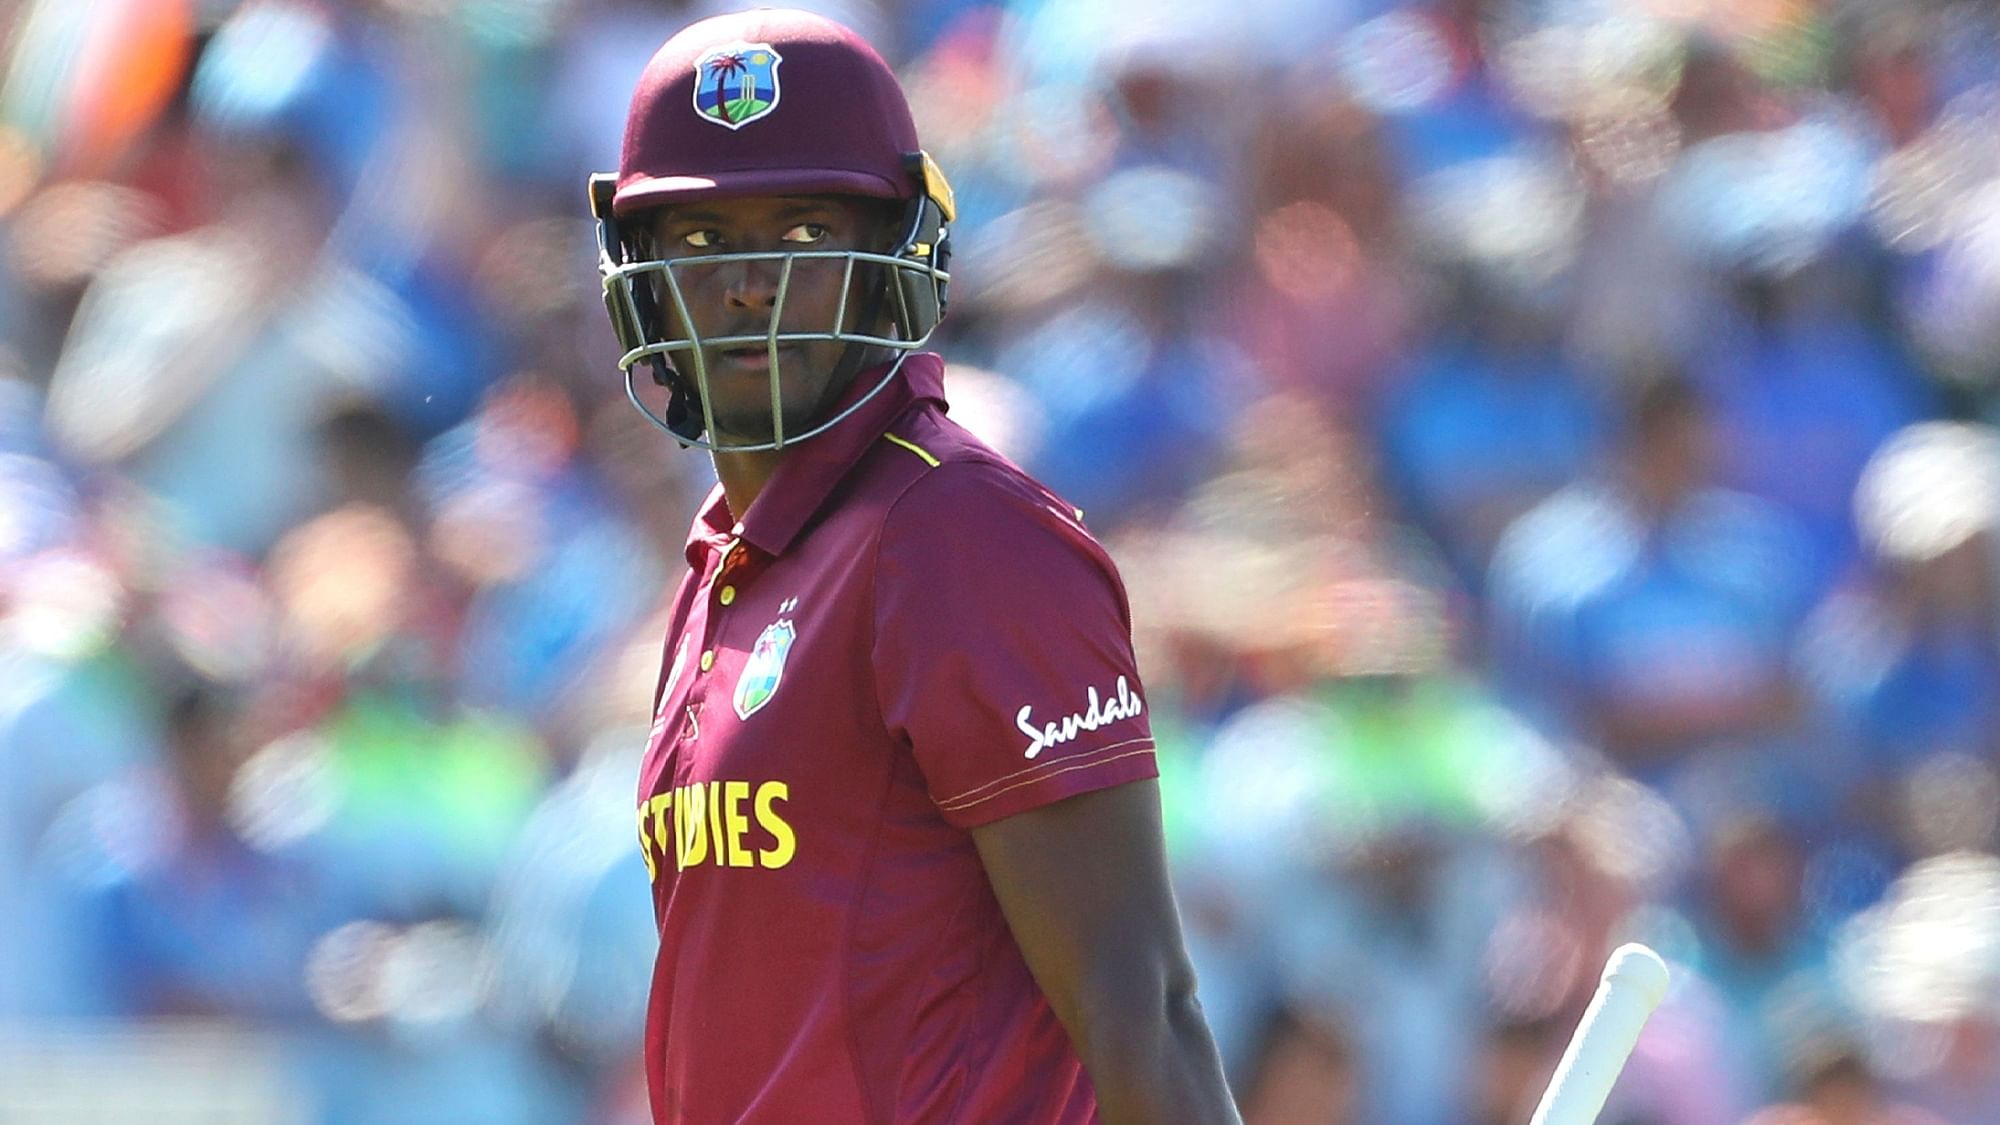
[613,8,922,215]
[587,8,955,452]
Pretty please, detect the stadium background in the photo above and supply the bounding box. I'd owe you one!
[5,0,2000,1122]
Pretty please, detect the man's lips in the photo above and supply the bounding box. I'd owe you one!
[711,344,800,374]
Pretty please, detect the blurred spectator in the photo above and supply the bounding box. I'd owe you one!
[1688,814,1837,1106]
[417,377,666,729]
[1844,8,1941,153]
[482,726,659,1124]
[1746,1036,1949,1125]
[1488,366,1826,829]
[1379,267,1605,591]
[1229,86,1413,416]
[76,679,326,1022]
[1151,423,1565,1121]
[994,267,1242,528]
[315,395,425,534]
[1480,777,1746,1125]
[40,129,371,554]
[0,540,156,1021]
[1692,253,1934,593]
[1832,852,2000,1124]
[1803,422,2000,832]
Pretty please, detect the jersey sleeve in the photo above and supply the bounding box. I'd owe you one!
[871,461,1158,829]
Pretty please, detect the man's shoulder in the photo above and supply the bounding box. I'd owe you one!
[861,409,1136,634]
[866,408,1077,525]
[878,402,1007,470]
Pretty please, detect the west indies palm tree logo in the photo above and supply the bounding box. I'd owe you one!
[734,599,798,719]
[691,41,784,130]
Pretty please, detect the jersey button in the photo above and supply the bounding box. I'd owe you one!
[699,649,715,672]
[719,585,736,606]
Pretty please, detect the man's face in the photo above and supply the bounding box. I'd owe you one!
[646,194,893,445]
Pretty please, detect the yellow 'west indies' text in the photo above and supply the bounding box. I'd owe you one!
[638,779,796,880]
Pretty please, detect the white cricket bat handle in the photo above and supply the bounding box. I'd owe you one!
[1528,943,1670,1125]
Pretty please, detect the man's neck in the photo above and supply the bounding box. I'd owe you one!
[713,448,785,525]
[704,349,895,523]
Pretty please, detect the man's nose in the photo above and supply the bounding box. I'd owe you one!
[723,257,782,311]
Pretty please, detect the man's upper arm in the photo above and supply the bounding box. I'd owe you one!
[971,779,1243,1125]
[969,778,1190,1033]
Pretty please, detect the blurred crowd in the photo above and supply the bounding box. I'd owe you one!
[6,0,2000,1122]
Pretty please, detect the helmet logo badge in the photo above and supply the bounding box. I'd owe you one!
[691,41,783,130]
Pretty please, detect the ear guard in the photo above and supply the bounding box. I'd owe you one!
[893,151,954,342]
[590,173,698,440]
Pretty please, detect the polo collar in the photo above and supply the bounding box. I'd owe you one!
[683,485,734,570]
[681,352,947,568]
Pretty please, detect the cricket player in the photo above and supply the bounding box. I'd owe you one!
[590,9,1240,1124]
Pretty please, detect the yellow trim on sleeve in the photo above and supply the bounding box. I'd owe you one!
[936,736,1160,804]
[937,746,1157,813]
[883,432,940,468]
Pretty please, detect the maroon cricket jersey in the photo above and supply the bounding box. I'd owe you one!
[635,353,1158,1124]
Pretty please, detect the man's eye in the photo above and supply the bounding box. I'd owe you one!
[682,230,722,249]
[782,223,829,244]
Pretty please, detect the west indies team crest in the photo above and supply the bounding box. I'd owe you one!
[734,604,797,719]
[692,41,783,130]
